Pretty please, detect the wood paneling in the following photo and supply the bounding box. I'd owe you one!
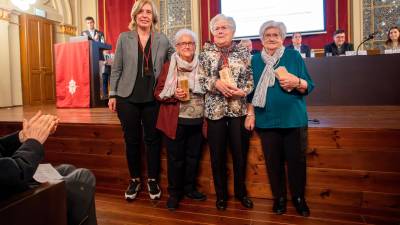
[19,14,55,105]
[1,106,400,213]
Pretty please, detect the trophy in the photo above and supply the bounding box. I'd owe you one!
[178,77,190,101]
[219,67,236,88]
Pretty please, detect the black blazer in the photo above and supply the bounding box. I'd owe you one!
[81,29,105,43]
[324,42,354,56]
[0,132,44,198]
[286,44,311,57]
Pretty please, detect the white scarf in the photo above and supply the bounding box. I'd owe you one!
[159,52,204,99]
[252,46,285,108]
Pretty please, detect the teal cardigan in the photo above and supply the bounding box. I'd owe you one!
[249,49,315,128]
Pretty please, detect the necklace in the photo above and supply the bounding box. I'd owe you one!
[138,33,152,74]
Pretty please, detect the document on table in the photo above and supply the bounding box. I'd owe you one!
[33,163,63,183]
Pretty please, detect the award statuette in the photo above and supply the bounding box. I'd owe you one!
[219,67,236,88]
[178,77,190,101]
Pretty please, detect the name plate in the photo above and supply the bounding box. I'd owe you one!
[358,50,367,55]
[384,49,400,54]
[345,51,356,56]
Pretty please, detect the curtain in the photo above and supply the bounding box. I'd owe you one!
[98,0,134,52]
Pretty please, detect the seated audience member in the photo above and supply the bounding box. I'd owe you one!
[286,32,311,57]
[384,26,400,50]
[0,111,98,225]
[81,16,105,43]
[324,29,354,56]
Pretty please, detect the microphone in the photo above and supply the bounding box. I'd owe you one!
[356,31,379,55]
[366,31,379,40]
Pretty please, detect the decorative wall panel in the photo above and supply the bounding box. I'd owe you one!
[363,0,400,49]
[159,0,192,42]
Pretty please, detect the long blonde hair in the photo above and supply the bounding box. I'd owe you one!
[128,0,159,31]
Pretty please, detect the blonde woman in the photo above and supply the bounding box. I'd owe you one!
[108,0,173,201]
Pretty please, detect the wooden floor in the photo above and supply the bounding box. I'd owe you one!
[2,105,400,224]
[1,104,400,128]
[95,193,400,225]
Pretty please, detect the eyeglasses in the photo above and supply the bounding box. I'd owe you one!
[176,42,195,47]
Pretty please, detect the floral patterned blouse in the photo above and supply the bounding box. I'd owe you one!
[199,42,253,120]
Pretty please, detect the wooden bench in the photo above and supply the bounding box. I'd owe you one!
[0,180,67,225]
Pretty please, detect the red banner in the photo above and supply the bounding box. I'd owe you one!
[55,41,90,108]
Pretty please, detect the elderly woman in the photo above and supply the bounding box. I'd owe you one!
[199,14,254,210]
[385,26,400,50]
[246,21,314,217]
[155,29,206,210]
[108,0,173,201]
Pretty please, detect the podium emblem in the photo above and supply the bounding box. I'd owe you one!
[68,79,78,95]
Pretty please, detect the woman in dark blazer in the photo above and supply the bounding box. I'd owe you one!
[108,0,173,201]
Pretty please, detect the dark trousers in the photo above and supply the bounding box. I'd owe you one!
[165,123,203,198]
[116,99,161,179]
[257,127,308,199]
[56,164,97,225]
[101,65,111,97]
[207,116,249,200]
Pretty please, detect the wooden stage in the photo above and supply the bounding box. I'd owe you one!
[1,105,400,225]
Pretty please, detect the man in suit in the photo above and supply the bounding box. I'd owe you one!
[0,111,98,225]
[286,32,311,57]
[102,51,113,98]
[81,16,105,43]
[324,29,354,56]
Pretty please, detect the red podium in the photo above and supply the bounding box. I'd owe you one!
[54,40,111,107]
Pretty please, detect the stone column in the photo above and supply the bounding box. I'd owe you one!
[0,8,22,107]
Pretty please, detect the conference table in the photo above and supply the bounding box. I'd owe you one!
[304,53,400,106]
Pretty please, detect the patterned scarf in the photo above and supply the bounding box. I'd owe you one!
[159,52,204,99]
[252,46,285,108]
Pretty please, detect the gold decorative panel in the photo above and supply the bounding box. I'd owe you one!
[159,0,193,42]
[363,0,400,49]
[58,24,77,36]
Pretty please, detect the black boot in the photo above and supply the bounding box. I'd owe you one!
[236,196,253,209]
[272,197,287,215]
[292,197,310,217]
[166,196,180,211]
[216,199,227,210]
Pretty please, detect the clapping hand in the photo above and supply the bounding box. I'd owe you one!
[19,111,59,144]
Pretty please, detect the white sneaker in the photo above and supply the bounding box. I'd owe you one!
[125,179,141,200]
[147,179,161,200]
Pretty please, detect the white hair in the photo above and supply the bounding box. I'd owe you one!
[209,14,236,35]
[239,39,252,46]
[173,28,198,46]
[259,20,287,40]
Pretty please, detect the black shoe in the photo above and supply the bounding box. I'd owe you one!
[125,178,141,200]
[272,197,287,215]
[185,190,207,201]
[237,196,253,209]
[216,199,227,210]
[167,196,180,211]
[292,197,310,217]
[147,179,161,200]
